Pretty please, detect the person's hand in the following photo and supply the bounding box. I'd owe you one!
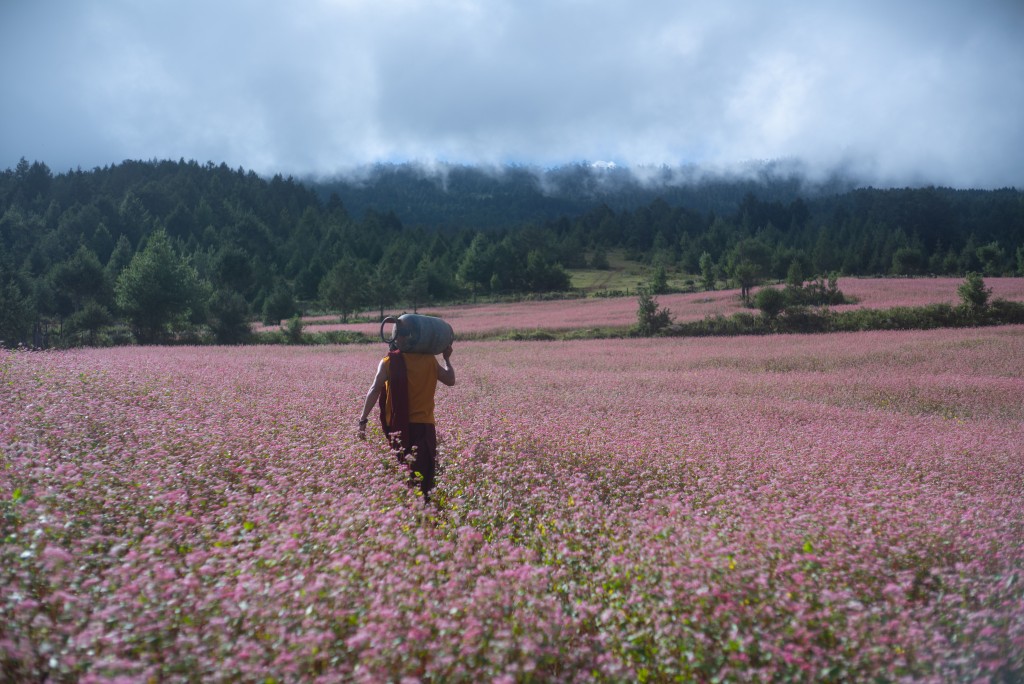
[442,345,453,362]
[358,418,368,440]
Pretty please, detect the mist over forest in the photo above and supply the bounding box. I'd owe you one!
[308,159,862,230]
[1,157,1022,347]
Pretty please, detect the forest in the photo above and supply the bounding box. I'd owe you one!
[1,157,1022,347]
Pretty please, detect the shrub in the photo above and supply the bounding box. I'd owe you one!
[957,272,991,314]
[635,288,673,336]
[285,315,304,344]
[754,287,786,321]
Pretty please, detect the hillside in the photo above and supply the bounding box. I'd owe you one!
[1,158,1023,348]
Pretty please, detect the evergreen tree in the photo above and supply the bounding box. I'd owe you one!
[65,300,113,346]
[262,283,297,326]
[367,261,397,319]
[115,230,207,343]
[49,245,113,316]
[319,255,367,322]
[699,252,716,291]
[457,233,494,296]
[635,287,672,335]
[975,241,1005,276]
[208,289,251,344]
[525,250,570,292]
[732,261,759,304]
[649,263,669,295]
[106,235,134,278]
[957,272,991,314]
[0,280,34,347]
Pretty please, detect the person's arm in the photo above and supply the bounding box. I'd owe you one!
[358,359,388,437]
[437,345,455,387]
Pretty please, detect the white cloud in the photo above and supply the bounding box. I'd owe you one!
[1,0,1021,187]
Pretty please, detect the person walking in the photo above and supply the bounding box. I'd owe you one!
[358,325,455,503]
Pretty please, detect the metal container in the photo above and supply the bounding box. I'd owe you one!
[380,314,454,355]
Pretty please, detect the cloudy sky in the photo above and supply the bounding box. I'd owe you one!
[2,0,1022,188]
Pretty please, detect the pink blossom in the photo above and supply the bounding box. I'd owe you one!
[1,323,1022,680]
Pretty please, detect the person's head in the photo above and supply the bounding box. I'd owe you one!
[393,321,414,350]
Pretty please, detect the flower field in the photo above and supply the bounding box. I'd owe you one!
[254,277,1024,337]
[2,326,1023,681]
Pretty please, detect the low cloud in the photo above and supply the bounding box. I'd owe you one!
[1,0,1021,188]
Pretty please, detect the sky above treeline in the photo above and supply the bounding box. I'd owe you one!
[2,0,1022,189]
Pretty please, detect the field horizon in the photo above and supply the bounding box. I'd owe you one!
[255,275,1024,339]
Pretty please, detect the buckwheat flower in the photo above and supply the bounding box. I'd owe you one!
[41,545,74,569]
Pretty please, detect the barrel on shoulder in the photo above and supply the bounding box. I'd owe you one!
[380,314,454,355]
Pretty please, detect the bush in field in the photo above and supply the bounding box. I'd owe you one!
[285,314,304,343]
[783,272,846,307]
[635,287,672,335]
[958,272,991,314]
[754,286,786,321]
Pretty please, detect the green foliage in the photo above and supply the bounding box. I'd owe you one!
[975,241,1005,275]
[457,233,494,295]
[105,235,134,278]
[47,245,113,328]
[64,301,113,346]
[891,247,925,275]
[212,246,256,295]
[285,315,304,344]
[262,284,297,326]
[2,158,1023,347]
[525,250,570,292]
[114,230,208,343]
[660,285,1024,340]
[732,261,759,304]
[589,247,610,270]
[649,264,669,295]
[208,289,251,345]
[319,255,367,323]
[957,272,991,313]
[635,287,673,336]
[0,280,35,347]
[783,272,847,307]
[754,287,787,320]
[699,252,716,291]
[785,258,805,288]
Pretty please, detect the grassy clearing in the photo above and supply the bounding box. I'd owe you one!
[568,250,697,294]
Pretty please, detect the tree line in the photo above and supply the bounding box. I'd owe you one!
[1,158,1022,347]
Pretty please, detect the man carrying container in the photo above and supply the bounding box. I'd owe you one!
[358,315,455,504]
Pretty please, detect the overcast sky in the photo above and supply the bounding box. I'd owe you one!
[2,0,1022,188]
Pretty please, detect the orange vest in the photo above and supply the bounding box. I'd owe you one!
[383,352,439,425]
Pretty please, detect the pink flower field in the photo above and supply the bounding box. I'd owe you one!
[255,277,1024,337]
[2,326,1023,681]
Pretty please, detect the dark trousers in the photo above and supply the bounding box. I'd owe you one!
[394,422,437,499]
